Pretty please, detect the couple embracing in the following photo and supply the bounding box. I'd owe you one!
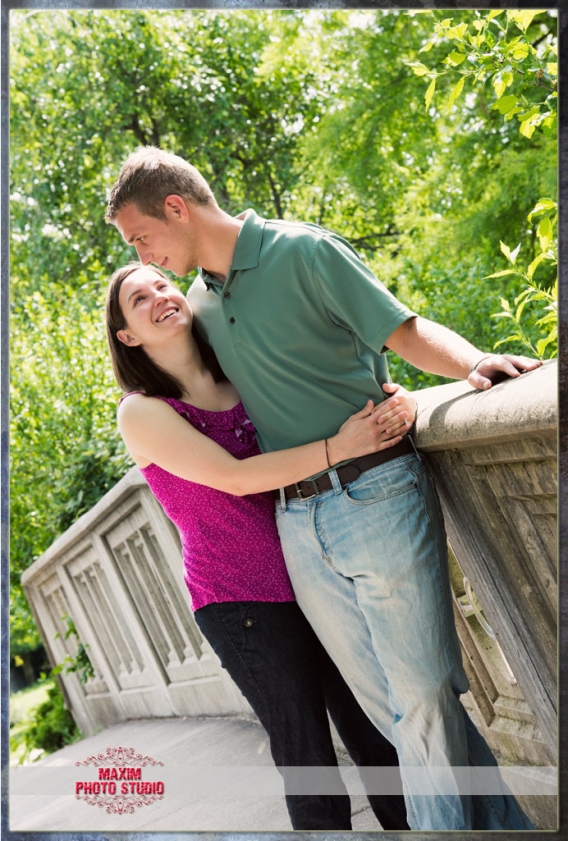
[103,147,538,831]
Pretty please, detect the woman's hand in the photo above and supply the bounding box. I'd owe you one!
[327,383,417,465]
[374,382,417,438]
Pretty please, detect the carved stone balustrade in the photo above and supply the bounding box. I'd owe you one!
[22,469,253,738]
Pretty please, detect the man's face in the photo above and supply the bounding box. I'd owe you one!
[113,201,196,277]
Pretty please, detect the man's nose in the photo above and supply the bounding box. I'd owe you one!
[134,244,153,265]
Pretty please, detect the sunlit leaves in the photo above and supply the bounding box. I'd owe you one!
[448,76,465,109]
[407,61,431,77]
[527,198,557,220]
[486,196,557,358]
[410,8,556,137]
[507,10,538,33]
[445,51,466,67]
[500,241,522,265]
[425,78,436,108]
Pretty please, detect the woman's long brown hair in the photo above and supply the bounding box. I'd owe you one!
[105,263,226,397]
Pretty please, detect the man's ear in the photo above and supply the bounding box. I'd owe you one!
[164,194,190,222]
[117,329,142,347]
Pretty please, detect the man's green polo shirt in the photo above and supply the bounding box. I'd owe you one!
[187,210,415,454]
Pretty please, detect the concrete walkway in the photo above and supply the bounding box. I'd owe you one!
[10,715,382,833]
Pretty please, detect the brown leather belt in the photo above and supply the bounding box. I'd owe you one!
[274,437,415,502]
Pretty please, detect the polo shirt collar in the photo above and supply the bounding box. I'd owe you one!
[199,209,265,289]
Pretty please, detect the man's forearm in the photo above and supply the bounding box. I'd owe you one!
[385,316,482,379]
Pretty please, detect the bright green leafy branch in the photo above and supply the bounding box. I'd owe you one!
[406,9,557,139]
[488,199,557,359]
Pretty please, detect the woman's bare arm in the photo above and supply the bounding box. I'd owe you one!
[117,391,412,496]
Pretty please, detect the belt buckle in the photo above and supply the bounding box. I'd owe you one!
[294,480,318,500]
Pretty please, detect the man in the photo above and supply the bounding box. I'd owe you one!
[106,147,539,830]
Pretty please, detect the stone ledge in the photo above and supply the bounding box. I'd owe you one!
[414,359,557,451]
[21,464,144,585]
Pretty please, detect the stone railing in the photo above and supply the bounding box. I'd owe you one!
[22,360,557,823]
[414,360,556,762]
[22,468,254,739]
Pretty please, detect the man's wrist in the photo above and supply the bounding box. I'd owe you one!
[469,354,493,375]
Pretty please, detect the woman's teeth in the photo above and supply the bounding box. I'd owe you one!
[157,308,177,322]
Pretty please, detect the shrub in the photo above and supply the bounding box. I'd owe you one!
[13,679,81,762]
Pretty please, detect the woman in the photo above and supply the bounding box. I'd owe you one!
[106,263,416,831]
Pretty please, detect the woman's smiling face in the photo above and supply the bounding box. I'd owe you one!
[116,267,192,349]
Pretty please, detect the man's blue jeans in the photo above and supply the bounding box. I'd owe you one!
[275,450,534,830]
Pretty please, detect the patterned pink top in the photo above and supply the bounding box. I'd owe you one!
[126,395,296,611]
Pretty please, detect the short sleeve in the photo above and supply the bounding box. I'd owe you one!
[310,234,415,352]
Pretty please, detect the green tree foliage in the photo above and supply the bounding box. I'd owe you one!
[406,9,557,360]
[10,9,556,652]
[409,10,557,140]
[9,286,131,652]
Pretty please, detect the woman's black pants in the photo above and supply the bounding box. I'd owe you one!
[194,600,409,831]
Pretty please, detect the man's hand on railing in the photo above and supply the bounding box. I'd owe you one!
[468,353,543,391]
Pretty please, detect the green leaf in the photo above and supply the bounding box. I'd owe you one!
[483,269,518,279]
[536,334,555,358]
[547,62,557,77]
[493,73,510,100]
[492,94,517,115]
[493,335,521,346]
[501,70,514,89]
[514,294,533,322]
[446,23,469,40]
[527,253,545,280]
[425,77,436,109]
[510,43,530,61]
[527,198,557,221]
[448,76,465,109]
[509,243,521,265]
[519,118,539,139]
[536,312,558,327]
[537,216,553,251]
[500,241,511,261]
[518,107,540,123]
[488,10,505,21]
[542,115,556,130]
[445,51,466,67]
[504,107,524,122]
[507,10,538,33]
[407,61,431,77]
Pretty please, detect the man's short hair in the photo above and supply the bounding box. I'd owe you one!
[105,147,215,222]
